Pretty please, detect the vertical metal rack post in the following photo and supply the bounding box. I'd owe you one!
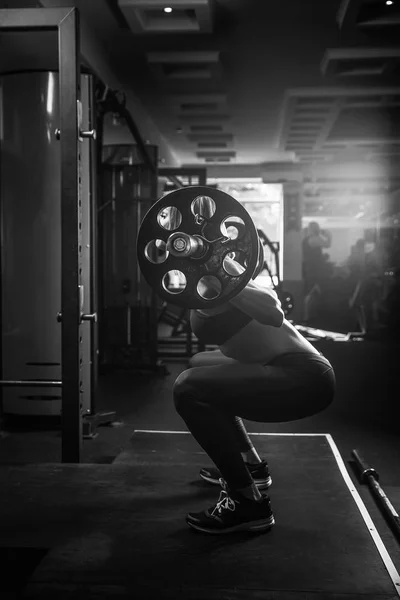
[0,8,83,462]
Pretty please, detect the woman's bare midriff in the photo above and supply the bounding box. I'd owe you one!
[219,318,320,364]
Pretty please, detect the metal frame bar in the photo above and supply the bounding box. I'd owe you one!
[165,174,184,189]
[148,147,160,369]
[88,76,99,412]
[159,168,207,186]
[0,8,82,462]
[0,380,62,388]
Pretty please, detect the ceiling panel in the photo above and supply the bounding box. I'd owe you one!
[328,106,400,141]
[278,87,400,163]
[322,47,400,78]
[338,0,400,32]
[117,0,214,34]
[147,50,221,80]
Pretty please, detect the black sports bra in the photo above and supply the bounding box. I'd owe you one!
[190,305,252,345]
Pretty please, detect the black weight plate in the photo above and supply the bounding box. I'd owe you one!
[137,186,259,308]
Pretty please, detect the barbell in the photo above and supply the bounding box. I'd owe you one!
[137,186,261,309]
[137,186,293,313]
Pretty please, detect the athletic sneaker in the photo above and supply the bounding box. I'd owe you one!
[186,478,275,535]
[199,459,272,490]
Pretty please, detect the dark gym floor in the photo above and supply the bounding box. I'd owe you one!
[1,338,400,598]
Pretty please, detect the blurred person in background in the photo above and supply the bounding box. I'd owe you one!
[347,235,386,333]
[302,222,332,324]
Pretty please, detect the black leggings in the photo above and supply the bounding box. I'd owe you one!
[173,350,335,490]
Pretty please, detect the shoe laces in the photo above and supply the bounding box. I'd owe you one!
[210,479,236,517]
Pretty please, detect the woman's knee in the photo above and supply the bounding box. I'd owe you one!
[301,391,334,421]
[188,353,203,368]
[173,369,198,412]
[189,349,227,368]
[289,384,335,422]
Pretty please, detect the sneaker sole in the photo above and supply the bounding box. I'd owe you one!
[186,514,275,535]
[200,473,272,490]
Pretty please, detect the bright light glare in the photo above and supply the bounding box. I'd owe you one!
[46,72,55,115]
[164,7,173,12]
[386,1,393,5]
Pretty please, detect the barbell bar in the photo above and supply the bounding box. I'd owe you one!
[352,448,400,543]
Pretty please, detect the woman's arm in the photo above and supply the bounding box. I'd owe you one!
[221,255,284,327]
[229,280,285,327]
[197,255,284,326]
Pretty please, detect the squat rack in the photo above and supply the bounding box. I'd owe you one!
[0,8,85,462]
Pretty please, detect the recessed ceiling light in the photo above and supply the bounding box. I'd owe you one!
[164,7,173,13]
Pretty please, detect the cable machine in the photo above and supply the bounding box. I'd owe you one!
[98,142,161,372]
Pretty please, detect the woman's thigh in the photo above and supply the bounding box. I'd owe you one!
[189,349,239,368]
[175,360,334,423]
[184,362,297,397]
[177,362,295,415]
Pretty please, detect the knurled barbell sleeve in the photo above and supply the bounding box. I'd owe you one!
[352,448,400,543]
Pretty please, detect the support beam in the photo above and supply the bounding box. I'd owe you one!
[58,8,82,463]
